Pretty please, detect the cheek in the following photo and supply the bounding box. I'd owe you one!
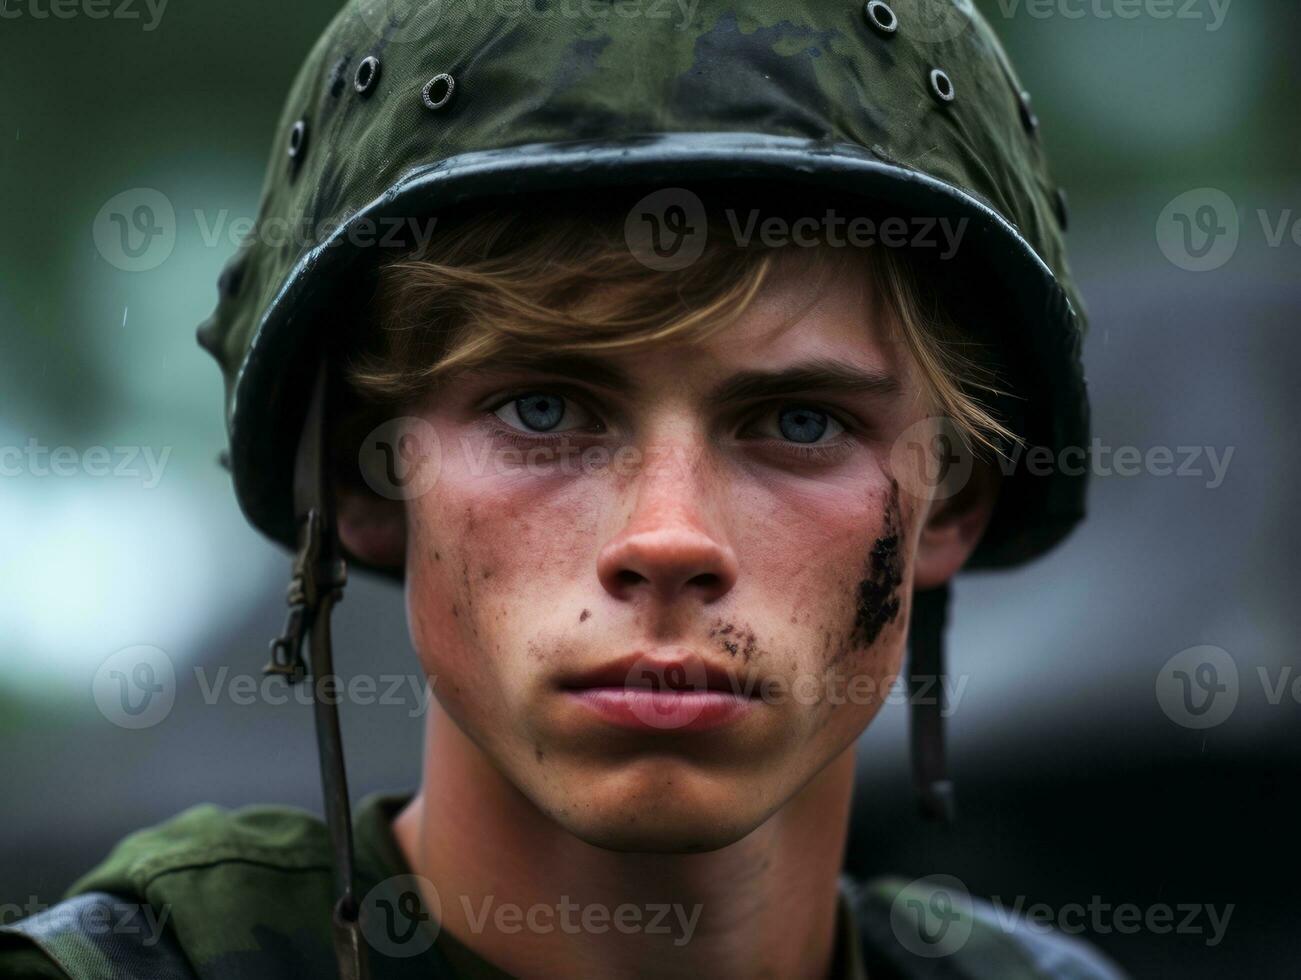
[753,477,914,722]
[745,474,909,637]
[402,466,598,683]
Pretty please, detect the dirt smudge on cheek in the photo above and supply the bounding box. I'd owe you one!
[850,478,905,650]
[707,619,759,663]
[579,609,591,623]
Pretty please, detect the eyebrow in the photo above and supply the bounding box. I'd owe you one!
[478,353,899,403]
[707,360,900,404]
[478,353,635,393]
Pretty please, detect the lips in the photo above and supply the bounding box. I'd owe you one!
[557,650,762,734]
[557,650,758,698]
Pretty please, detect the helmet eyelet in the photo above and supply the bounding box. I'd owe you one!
[1018,90,1039,135]
[422,73,456,111]
[929,68,955,104]
[864,1,898,35]
[354,56,381,96]
[287,119,309,161]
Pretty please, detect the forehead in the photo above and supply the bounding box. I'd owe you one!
[610,251,904,390]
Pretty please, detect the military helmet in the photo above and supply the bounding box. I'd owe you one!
[198,0,1089,571]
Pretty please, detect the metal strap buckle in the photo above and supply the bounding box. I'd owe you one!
[265,509,345,683]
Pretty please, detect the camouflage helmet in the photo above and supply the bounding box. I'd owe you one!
[198,0,1089,572]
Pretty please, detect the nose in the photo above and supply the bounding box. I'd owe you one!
[596,458,739,606]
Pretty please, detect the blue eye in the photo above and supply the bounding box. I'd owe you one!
[514,393,564,431]
[777,406,832,444]
[493,391,599,434]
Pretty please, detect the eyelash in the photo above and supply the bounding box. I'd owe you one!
[482,391,857,460]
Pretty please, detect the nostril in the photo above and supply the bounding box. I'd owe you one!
[687,572,721,592]
[616,569,646,589]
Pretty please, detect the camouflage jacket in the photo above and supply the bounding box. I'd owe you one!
[0,793,1124,979]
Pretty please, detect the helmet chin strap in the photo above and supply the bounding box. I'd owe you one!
[908,583,955,824]
[265,359,369,980]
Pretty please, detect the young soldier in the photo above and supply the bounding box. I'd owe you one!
[2,1,1119,977]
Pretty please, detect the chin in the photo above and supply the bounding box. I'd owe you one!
[536,756,771,853]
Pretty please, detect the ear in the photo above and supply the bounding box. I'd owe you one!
[911,458,1000,591]
[335,482,408,570]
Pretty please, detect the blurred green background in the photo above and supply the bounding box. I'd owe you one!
[2,1,1299,976]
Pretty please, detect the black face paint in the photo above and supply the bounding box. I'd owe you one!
[851,479,904,648]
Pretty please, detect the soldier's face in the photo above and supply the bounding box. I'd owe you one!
[369,260,993,852]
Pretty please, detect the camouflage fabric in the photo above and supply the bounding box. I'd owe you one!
[197,0,1090,570]
[0,794,1124,979]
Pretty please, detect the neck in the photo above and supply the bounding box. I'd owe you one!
[393,705,856,980]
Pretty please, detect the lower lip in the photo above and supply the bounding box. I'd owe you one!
[564,688,756,733]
